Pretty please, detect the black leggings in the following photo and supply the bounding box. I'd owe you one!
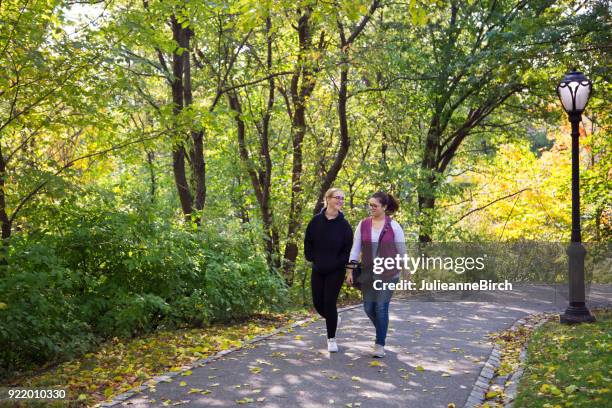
[311,270,344,339]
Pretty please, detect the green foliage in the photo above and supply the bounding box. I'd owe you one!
[0,191,287,377]
[0,239,95,370]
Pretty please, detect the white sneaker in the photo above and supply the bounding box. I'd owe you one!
[372,344,385,358]
[327,338,338,353]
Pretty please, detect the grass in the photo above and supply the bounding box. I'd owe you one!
[4,309,313,407]
[513,308,612,408]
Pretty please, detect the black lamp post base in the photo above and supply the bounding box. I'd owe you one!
[560,305,596,324]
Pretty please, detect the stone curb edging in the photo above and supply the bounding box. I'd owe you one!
[462,311,555,408]
[498,314,551,408]
[96,303,362,407]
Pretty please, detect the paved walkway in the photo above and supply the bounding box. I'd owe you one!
[123,285,611,408]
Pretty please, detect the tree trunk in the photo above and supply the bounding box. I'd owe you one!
[226,15,279,270]
[146,150,156,203]
[313,57,350,215]
[282,9,319,285]
[169,14,208,225]
[170,16,193,222]
[313,1,381,215]
[261,16,280,269]
[227,90,279,270]
[417,115,442,242]
[180,25,206,221]
[417,185,436,243]
[0,145,11,242]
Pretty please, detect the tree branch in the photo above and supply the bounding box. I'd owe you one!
[449,188,530,227]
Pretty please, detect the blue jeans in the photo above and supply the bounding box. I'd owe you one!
[363,301,390,346]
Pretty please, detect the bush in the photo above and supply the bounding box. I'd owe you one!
[0,195,287,377]
[0,240,95,371]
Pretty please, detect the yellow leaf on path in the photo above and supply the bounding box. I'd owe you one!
[188,388,202,394]
[181,370,193,376]
[179,381,187,387]
[351,376,360,381]
[250,367,262,374]
[415,365,425,372]
[369,361,382,367]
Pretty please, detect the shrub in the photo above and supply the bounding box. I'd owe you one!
[0,194,287,377]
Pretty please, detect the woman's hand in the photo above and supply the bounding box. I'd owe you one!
[345,270,353,286]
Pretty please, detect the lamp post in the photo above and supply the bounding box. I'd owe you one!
[556,70,596,324]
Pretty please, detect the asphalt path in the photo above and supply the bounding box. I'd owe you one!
[122,284,611,408]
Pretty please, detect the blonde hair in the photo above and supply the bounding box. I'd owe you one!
[323,187,344,208]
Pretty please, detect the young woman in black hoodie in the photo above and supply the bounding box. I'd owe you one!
[304,188,353,352]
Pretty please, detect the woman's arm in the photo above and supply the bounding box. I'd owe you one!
[349,220,362,262]
[345,221,362,284]
[391,220,408,279]
[391,220,407,256]
[303,219,315,262]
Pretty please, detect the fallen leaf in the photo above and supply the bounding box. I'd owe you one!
[485,391,499,399]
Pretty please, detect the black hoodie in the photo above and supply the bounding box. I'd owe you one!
[304,209,353,275]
